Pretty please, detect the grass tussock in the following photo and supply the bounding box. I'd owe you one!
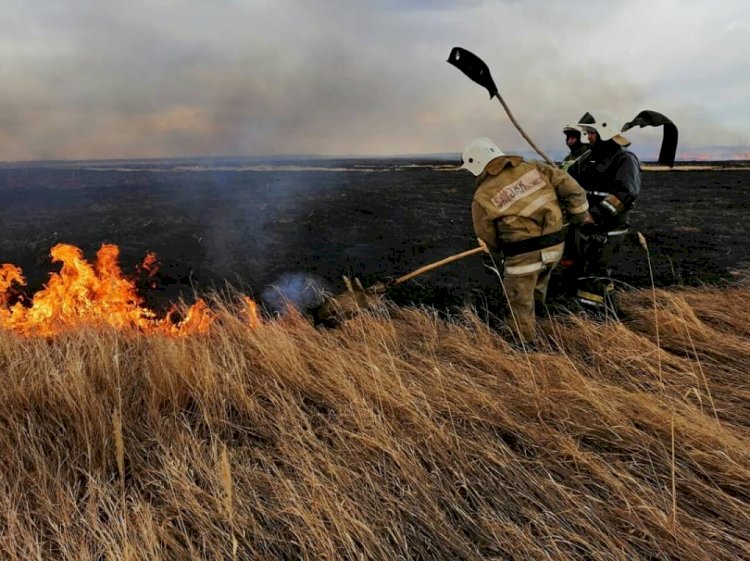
[0,284,749,560]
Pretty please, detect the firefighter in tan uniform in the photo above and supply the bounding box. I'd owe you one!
[461,137,590,342]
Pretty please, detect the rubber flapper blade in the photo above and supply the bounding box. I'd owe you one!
[447,47,499,99]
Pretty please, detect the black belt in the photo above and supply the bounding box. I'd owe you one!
[499,226,568,257]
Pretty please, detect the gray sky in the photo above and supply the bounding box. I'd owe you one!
[1,0,748,161]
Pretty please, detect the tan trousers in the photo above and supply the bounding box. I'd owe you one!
[502,244,562,342]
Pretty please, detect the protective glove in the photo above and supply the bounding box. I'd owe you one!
[579,221,599,236]
[579,220,608,246]
[591,202,615,222]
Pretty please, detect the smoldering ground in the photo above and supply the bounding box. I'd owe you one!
[1,159,749,323]
[261,272,328,316]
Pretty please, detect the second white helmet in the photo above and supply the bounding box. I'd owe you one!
[577,110,623,142]
[460,137,504,176]
[563,124,589,144]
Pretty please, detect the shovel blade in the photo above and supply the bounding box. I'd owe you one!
[621,110,678,167]
[447,46,499,99]
[313,280,388,327]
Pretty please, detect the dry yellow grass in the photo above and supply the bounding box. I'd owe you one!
[0,284,748,560]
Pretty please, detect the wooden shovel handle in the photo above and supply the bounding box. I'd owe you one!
[391,245,487,286]
[495,94,557,167]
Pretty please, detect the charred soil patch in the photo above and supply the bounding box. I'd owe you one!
[1,159,749,314]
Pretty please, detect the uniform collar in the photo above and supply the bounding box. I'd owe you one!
[570,143,588,156]
[590,139,622,158]
[478,155,523,182]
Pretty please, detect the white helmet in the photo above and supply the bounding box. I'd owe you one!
[460,137,504,176]
[577,110,623,142]
[563,124,589,144]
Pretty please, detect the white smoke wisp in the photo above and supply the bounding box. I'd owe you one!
[261,272,329,316]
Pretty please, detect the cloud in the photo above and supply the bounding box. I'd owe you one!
[0,0,747,160]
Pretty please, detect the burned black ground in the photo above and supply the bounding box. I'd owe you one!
[1,158,749,317]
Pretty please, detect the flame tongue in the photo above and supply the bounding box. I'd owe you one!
[0,243,258,337]
[0,264,25,308]
[27,244,145,330]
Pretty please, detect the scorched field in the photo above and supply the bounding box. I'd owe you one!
[0,158,749,560]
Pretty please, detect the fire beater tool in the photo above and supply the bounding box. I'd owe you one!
[447,46,557,166]
[314,244,488,326]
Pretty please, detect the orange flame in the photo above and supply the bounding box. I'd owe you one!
[0,264,25,307]
[244,296,261,329]
[0,243,261,337]
[138,251,160,288]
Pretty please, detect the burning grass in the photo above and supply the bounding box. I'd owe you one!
[0,243,259,336]
[0,284,749,559]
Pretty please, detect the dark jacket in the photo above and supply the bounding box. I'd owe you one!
[567,140,641,230]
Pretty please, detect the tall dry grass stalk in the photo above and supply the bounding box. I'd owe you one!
[0,285,748,560]
[638,231,677,530]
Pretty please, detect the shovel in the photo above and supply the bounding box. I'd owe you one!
[447,46,557,167]
[314,244,488,326]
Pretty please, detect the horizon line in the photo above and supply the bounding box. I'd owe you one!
[1,151,749,167]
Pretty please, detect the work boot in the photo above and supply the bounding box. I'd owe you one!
[575,286,621,322]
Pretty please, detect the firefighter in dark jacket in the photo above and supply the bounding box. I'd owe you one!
[462,137,589,343]
[560,124,589,171]
[566,109,641,310]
